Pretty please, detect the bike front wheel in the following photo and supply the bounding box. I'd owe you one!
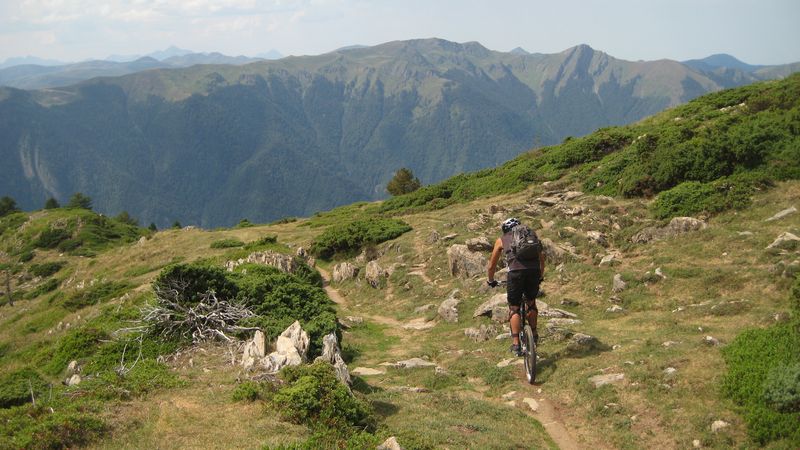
[523,324,537,384]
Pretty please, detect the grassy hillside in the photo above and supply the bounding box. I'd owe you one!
[0,70,798,449]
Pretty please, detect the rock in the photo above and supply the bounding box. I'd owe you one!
[314,333,351,386]
[539,307,578,319]
[655,267,667,279]
[487,205,506,214]
[560,298,579,307]
[608,295,623,304]
[568,333,598,351]
[523,398,540,412]
[351,367,384,376]
[377,436,404,450]
[606,305,625,313]
[501,391,517,400]
[612,274,627,293]
[447,245,487,278]
[563,191,584,201]
[396,358,437,369]
[664,367,677,376]
[464,324,497,342]
[548,318,582,327]
[137,236,147,246]
[535,196,561,206]
[474,293,508,320]
[414,304,435,314]
[241,330,267,369]
[259,321,310,373]
[466,236,493,252]
[495,332,512,340]
[66,360,79,376]
[438,290,461,322]
[662,341,680,347]
[588,373,625,388]
[225,250,302,273]
[711,420,730,433]
[703,336,720,346]
[586,231,608,247]
[599,252,621,267]
[783,260,800,278]
[497,358,523,368]
[280,321,310,358]
[389,386,430,394]
[332,262,359,282]
[442,233,459,241]
[402,318,436,330]
[427,230,440,244]
[365,260,387,288]
[66,374,82,386]
[632,217,707,243]
[766,232,800,251]
[765,206,797,221]
[541,238,580,264]
[692,439,702,448]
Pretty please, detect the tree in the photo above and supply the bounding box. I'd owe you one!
[0,196,19,217]
[115,211,138,226]
[44,197,60,209]
[148,223,158,232]
[67,192,92,210]
[386,168,421,196]
[172,221,182,229]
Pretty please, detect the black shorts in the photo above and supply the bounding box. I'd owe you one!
[506,269,540,308]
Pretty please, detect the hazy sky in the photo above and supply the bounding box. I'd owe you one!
[1,0,799,64]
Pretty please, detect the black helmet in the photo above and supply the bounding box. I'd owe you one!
[501,217,520,233]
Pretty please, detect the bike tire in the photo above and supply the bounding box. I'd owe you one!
[523,324,537,384]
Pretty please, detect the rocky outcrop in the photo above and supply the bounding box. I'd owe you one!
[242,321,310,374]
[466,236,493,252]
[241,330,267,369]
[612,274,627,293]
[365,260,388,288]
[631,217,707,244]
[765,206,797,221]
[332,262,359,283]
[438,290,461,322]
[766,232,800,251]
[447,244,486,278]
[541,238,580,264]
[225,250,300,273]
[314,333,351,386]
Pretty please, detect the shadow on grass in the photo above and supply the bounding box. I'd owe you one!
[534,340,613,383]
[371,400,400,419]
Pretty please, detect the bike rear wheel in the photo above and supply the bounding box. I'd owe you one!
[523,324,537,384]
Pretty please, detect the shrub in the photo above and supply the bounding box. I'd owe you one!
[153,263,238,306]
[310,218,412,259]
[66,193,92,210]
[45,327,108,375]
[0,404,107,449]
[44,198,60,209]
[231,381,264,402]
[62,281,131,311]
[35,228,72,249]
[274,362,373,430]
[29,262,66,278]
[210,238,245,249]
[18,250,34,263]
[236,219,255,228]
[0,368,49,408]
[762,363,800,413]
[25,278,59,299]
[651,174,765,219]
[387,167,421,196]
[0,197,20,217]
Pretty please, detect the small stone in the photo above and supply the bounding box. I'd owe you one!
[505,400,516,407]
[501,391,517,400]
[351,367,384,376]
[662,341,680,347]
[765,206,797,222]
[664,367,677,375]
[711,420,730,433]
[377,436,404,450]
[588,373,625,388]
[560,298,580,307]
[612,274,627,293]
[606,305,624,313]
[523,398,540,412]
[442,233,459,241]
[655,267,666,279]
[692,439,701,448]
[66,374,82,386]
[703,336,720,346]
[396,358,437,369]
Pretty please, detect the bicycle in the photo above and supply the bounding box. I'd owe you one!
[488,280,537,384]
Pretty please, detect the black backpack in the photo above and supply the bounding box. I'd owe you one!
[506,225,542,264]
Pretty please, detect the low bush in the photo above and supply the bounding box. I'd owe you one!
[17,250,34,263]
[0,403,108,449]
[25,278,59,299]
[231,380,266,402]
[651,174,769,219]
[0,368,49,408]
[273,362,374,431]
[153,263,237,306]
[45,327,108,375]
[310,218,411,259]
[29,261,66,278]
[762,362,800,413]
[210,238,245,249]
[35,227,72,249]
[62,281,131,311]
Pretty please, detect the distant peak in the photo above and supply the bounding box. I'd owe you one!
[510,47,529,55]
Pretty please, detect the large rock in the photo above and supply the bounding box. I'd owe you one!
[464,324,497,342]
[612,274,627,293]
[438,290,461,322]
[279,321,310,359]
[447,244,487,279]
[314,333,351,386]
[588,373,624,388]
[225,250,300,273]
[766,232,800,251]
[586,231,608,247]
[568,333,599,351]
[474,293,556,321]
[466,236,493,252]
[632,217,707,244]
[765,206,797,221]
[377,436,404,450]
[241,330,267,369]
[474,293,508,319]
[332,262,359,283]
[365,260,387,288]
[541,238,580,264]
[257,321,310,373]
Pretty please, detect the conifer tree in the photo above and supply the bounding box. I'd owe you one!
[386,168,421,196]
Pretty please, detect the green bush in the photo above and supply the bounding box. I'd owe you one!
[29,262,66,278]
[762,363,800,413]
[273,362,373,430]
[153,263,238,306]
[35,228,72,249]
[62,281,131,311]
[45,327,108,375]
[18,250,34,263]
[651,174,767,219]
[310,218,411,259]
[0,403,107,449]
[722,322,800,445]
[231,381,265,402]
[85,359,182,400]
[25,278,59,299]
[210,238,245,249]
[0,368,49,408]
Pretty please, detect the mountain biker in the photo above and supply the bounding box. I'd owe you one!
[487,218,545,356]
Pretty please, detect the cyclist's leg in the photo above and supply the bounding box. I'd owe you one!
[521,270,541,342]
[507,271,524,347]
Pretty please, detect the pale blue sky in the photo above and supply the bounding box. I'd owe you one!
[1,0,798,64]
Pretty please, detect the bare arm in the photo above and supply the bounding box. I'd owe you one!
[487,238,503,282]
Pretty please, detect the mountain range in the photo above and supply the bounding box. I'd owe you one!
[1,38,798,227]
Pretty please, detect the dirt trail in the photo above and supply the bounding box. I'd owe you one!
[319,265,580,450]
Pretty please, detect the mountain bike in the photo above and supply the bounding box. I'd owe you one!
[489,280,537,384]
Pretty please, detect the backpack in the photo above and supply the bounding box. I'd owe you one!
[506,225,542,264]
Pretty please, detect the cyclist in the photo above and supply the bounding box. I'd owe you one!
[487,218,545,356]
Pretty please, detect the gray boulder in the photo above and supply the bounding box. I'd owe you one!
[466,236,493,252]
[612,274,627,293]
[365,261,387,288]
[632,217,707,244]
[260,321,309,373]
[541,238,580,264]
[438,290,461,323]
[586,231,608,247]
[447,244,487,279]
[332,262,359,283]
[377,436,404,450]
[241,330,267,369]
[314,333,351,386]
[765,206,797,221]
[766,232,800,251]
[588,373,624,388]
